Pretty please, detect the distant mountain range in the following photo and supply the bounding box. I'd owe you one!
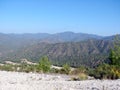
[0,32,117,67]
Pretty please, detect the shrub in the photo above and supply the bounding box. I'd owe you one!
[50,68,60,73]
[70,66,87,75]
[0,64,14,71]
[60,63,71,74]
[71,73,88,81]
[89,64,120,79]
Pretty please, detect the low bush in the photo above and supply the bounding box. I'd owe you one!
[70,66,87,75]
[60,63,71,74]
[0,64,15,71]
[89,64,120,79]
[71,73,88,81]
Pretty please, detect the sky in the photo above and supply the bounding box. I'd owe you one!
[0,0,120,36]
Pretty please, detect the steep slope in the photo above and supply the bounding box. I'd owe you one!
[0,32,115,67]
[0,32,103,59]
[5,39,112,67]
[46,40,112,67]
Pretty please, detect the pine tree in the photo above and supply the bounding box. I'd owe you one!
[38,56,51,73]
[109,35,120,66]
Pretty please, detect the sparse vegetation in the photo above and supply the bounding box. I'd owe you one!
[70,66,88,80]
[0,64,14,71]
[70,66,87,75]
[88,35,120,79]
[0,56,51,73]
[71,73,88,81]
[88,64,120,79]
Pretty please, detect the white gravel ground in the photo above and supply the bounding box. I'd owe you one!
[0,71,120,90]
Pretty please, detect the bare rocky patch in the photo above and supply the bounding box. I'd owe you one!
[0,71,120,90]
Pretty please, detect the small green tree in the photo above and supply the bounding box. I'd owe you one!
[61,63,71,74]
[38,56,51,73]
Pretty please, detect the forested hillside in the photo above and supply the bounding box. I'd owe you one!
[0,32,116,67]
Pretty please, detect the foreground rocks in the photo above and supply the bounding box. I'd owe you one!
[0,71,120,90]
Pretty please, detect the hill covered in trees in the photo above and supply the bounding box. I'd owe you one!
[0,32,116,67]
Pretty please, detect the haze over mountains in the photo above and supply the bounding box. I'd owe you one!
[0,32,116,67]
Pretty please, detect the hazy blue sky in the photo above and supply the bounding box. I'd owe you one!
[0,0,120,36]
